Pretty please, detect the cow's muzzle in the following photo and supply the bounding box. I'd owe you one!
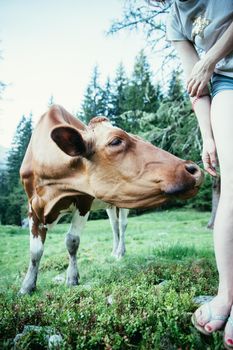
[164,161,203,196]
[185,162,203,187]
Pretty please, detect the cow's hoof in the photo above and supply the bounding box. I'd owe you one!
[112,246,126,259]
[111,250,118,258]
[116,253,124,260]
[112,251,125,260]
[115,248,126,259]
[18,286,36,296]
[66,277,79,287]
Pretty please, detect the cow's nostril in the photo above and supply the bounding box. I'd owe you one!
[185,164,198,175]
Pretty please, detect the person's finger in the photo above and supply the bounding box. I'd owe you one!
[202,154,211,169]
[202,156,210,170]
[187,77,193,87]
[187,79,195,94]
[209,151,217,169]
[206,168,217,176]
[202,158,217,177]
[196,82,206,97]
[190,81,200,97]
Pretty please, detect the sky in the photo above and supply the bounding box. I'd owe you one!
[0,0,164,148]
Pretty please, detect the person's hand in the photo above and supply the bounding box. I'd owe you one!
[202,138,217,177]
[187,58,215,97]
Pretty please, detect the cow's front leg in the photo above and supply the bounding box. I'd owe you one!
[66,209,89,286]
[19,213,46,295]
[106,207,120,257]
[115,208,129,259]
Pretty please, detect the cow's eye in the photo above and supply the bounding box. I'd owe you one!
[109,138,123,146]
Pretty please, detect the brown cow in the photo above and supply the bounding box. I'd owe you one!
[19,105,203,294]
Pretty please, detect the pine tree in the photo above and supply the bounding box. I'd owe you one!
[100,76,114,119]
[118,51,162,132]
[7,114,33,187]
[126,50,160,112]
[167,70,186,102]
[2,114,33,225]
[111,63,128,127]
[0,169,9,224]
[81,65,105,124]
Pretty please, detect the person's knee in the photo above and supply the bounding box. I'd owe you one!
[219,192,233,213]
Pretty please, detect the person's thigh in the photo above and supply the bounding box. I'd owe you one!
[211,91,233,195]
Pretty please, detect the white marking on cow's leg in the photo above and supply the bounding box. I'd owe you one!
[106,207,120,257]
[19,216,45,295]
[66,209,89,286]
[115,208,129,259]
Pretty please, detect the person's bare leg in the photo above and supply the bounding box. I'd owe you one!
[195,90,233,335]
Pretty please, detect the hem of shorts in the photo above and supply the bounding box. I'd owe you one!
[214,69,233,78]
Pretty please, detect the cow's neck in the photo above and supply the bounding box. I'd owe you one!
[31,169,95,224]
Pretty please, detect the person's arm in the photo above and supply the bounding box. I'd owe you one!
[187,20,233,97]
[173,40,217,176]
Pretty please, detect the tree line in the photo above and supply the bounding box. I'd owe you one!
[0,50,212,225]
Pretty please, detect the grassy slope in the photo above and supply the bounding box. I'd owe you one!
[0,209,224,349]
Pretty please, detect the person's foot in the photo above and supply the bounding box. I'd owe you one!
[194,296,231,334]
[224,309,233,348]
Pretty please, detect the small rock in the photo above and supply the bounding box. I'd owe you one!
[52,274,65,284]
[159,280,169,287]
[48,334,63,349]
[23,325,45,333]
[14,325,62,349]
[83,283,93,290]
[13,333,23,345]
[193,295,214,305]
[107,294,113,305]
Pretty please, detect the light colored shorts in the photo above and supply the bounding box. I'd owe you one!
[211,73,233,98]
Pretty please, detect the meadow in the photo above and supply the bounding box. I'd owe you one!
[0,209,226,349]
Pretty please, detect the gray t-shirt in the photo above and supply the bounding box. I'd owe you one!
[166,0,233,77]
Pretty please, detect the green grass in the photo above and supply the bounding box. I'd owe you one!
[0,209,225,349]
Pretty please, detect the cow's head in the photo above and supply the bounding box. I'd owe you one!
[51,117,203,209]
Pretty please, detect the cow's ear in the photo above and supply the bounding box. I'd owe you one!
[51,126,87,157]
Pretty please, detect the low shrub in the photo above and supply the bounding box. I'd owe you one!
[0,259,221,350]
